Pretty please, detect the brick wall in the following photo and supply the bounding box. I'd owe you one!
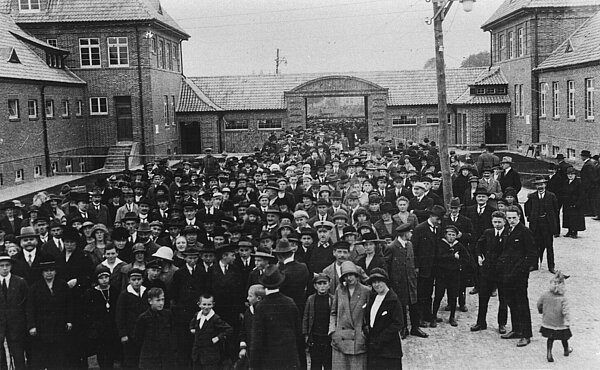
[387,105,451,145]
[538,65,600,157]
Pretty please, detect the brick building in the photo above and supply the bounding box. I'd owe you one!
[482,0,600,156]
[0,0,188,186]
[177,69,511,153]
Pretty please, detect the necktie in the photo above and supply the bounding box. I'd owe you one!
[96,205,100,211]
[58,240,63,252]
[27,254,33,267]
[478,207,483,215]
[1,279,7,300]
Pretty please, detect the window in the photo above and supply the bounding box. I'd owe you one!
[552,146,560,156]
[426,116,439,124]
[90,97,108,115]
[15,169,24,182]
[514,85,523,116]
[476,88,486,95]
[108,37,129,66]
[567,80,575,119]
[62,100,70,117]
[28,99,37,119]
[19,0,40,11]
[150,38,156,54]
[79,38,101,68]
[171,96,176,126]
[65,159,73,173]
[552,82,560,118]
[585,78,594,120]
[163,96,169,127]
[392,115,417,125]
[47,39,57,47]
[508,31,514,59]
[45,99,54,118]
[486,88,495,95]
[225,119,249,130]
[539,83,548,117]
[567,148,576,159]
[8,99,19,119]
[33,165,42,178]
[79,160,86,172]
[158,40,165,69]
[498,34,505,61]
[173,44,180,72]
[517,28,525,57]
[51,161,58,174]
[497,87,507,95]
[257,119,282,129]
[76,100,83,116]
[166,42,173,70]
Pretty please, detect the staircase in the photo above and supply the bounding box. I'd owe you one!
[104,142,133,170]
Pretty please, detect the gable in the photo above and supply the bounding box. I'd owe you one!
[288,76,387,95]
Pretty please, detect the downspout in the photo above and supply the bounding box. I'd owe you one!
[217,113,224,152]
[488,31,493,70]
[135,25,147,164]
[532,10,540,143]
[40,85,51,177]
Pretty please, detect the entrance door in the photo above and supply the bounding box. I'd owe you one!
[485,113,507,144]
[180,122,201,154]
[115,96,133,141]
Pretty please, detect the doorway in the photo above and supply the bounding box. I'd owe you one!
[485,113,507,144]
[115,96,133,141]
[180,121,202,154]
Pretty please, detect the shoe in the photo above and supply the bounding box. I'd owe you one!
[530,265,539,271]
[449,318,458,327]
[429,320,437,328]
[444,305,451,311]
[418,320,429,328]
[593,217,600,220]
[570,234,578,239]
[400,327,409,339]
[564,347,573,356]
[547,349,554,362]
[501,331,519,339]
[554,234,560,238]
[470,323,487,331]
[436,317,443,323]
[517,337,531,347]
[459,305,468,312]
[469,288,479,295]
[564,232,572,237]
[410,328,428,338]
[498,325,507,334]
[549,268,556,274]
[491,289,497,297]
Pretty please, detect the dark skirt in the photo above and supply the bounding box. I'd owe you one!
[540,326,572,341]
[367,356,402,370]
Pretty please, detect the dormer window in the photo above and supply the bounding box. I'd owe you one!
[45,53,63,68]
[7,48,20,63]
[565,40,573,53]
[19,0,40,12]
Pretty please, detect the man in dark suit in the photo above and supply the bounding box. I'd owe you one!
[273,240,310,369]
[88,189,111,227]
[546,164,565,235]
[386,176,412,205]
[524,177,559,273]
[233,240,255,288]
[471,211,509,333]
[12,227,54,285]
[0,252,28,370]
[42,220,65,261]
[407,182,434,224]
[250,265,300,370]
[579,150,598,216]
[476,145,500,174]
[411,205,444,326]
[499,156,522,193]
[497,206,536,347]
[286,175,305,205]
[0,201,23,237]
[66,193,98,224]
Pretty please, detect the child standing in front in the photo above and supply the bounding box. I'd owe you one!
[190,294,233,370]
[303,274,333,370]
[537,271,572,362]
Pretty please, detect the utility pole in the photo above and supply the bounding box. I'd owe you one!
[275,48,287,74]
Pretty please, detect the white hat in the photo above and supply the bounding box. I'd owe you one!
[413,182,427,190]
[152,246,174,262]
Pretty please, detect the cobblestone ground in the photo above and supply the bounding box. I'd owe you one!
[403,201,600,369]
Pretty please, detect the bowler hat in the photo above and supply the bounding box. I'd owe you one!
[473,187,491,197]
[580,150,591,157]
[448,197,462,208]
[428,205,446,218]
[259,264,286,289]
[16,226,39,240]
[272,240,295,254]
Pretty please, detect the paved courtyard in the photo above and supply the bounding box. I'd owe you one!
[403,202,600,369]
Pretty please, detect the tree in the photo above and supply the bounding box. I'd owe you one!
[460,51,491,68]
[423,57,436,69]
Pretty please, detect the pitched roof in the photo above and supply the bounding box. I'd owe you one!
[179,68,488,113]
[482,0,600,29]
[536,10,600,70]
[472,67,508,85]
[0,13,85,84]
[0,0,188,38]
[453,89,512,105]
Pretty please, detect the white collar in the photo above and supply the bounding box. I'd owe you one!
[265,288,279,295]
[102,258,124,269]
[283,255,294,265]
[196,309,215,321]
[1,273,11,282]
[127,284,146,297]
[397,238,407,248]
[249,305,255,314]
[496,228,504,236]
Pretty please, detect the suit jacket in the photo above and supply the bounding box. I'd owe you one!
[279,260,310,315]
[208,264,244,324]
[442,214,475,247]
[478,178,503,200]
[88,203,111,227]
[355,253,387,276]
[12,249,55,285]
[411,221,442,278]
[385,187,412,205]
[407,196,434,224]
[0,217,22,236]
[329,283,370,355]
[384,240,418,305]
[323,262,368,295]
[499,168,522,193]
[524,191,559,235]
[476,228,508,279]
[250,292,300,370]
[27,278,72,343]
[496,223,536,285]
[189,311,233,364]
[462,204,495,240]
[170,266,203,324]
[0,274,28,341]
[286,185,305,205]
[364,289,403,359]
[41,238,64,260]
[115,203,140,224]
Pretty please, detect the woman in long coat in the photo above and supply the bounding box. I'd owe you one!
[563,167,586,237]
[329,261,370,370]
[364,269,403,370]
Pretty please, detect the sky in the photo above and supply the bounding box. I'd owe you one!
[160,0,506,76]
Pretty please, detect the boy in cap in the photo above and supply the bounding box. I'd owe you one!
[116,268,148,368]
[303,274,333,370]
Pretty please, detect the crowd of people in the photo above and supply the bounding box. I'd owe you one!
[0,128,581,369]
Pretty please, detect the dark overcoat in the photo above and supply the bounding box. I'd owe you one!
[0,274,28,341]
[411,221,442,279]
[496,223,536,285]
[563,178,586,231]
[524,191,559,235]
[364,289,403,360]
[26,278,71,343]
[384,240,418,305]
[135,309,176,370]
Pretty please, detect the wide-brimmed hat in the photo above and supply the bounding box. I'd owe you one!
[428,205,446,218]
[380,202,397,215]
[332,210,349,221]
[356,232,384,244]
[339,261,360,279]
[259,264,286,288]
[500,156,513,164]
[215,243,237,256]
[0,201,20,211]
[473,187,491,197]
[448,197,462,208]
[152,246,174,262]
[252,246,277,260]
[532,176,548,184]
[367,267,389,284]
[272,240,294,254]
[16,226,39,240]
[37,255,57,271]
[315,198,331,207]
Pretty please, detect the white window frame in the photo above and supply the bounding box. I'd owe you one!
[45,99,54,118]
[585,78,594,120]
[107,37,129,67]
[62,100,70,117]
[15,169,24,182]
[19,0,40,12]
[51,161,58,174]
[224,119,249,131]
[90,97,108,115]
[46,39,57,47]
[392,115,417,126]
[552,82,560,118]
[539,83,547,117]
[257,119,282,130]
[76,100,83,117]
[79,38,101,68]
[567,80,575,119]
[33,165,42,178]
[65,159,73,173]
[508,31,514,59]
[517,28,525,57]
[28,99,37,119]
[163,95,169,127]
[171,95,176,126]
[8,99,19,120]
[498,34,505,62]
